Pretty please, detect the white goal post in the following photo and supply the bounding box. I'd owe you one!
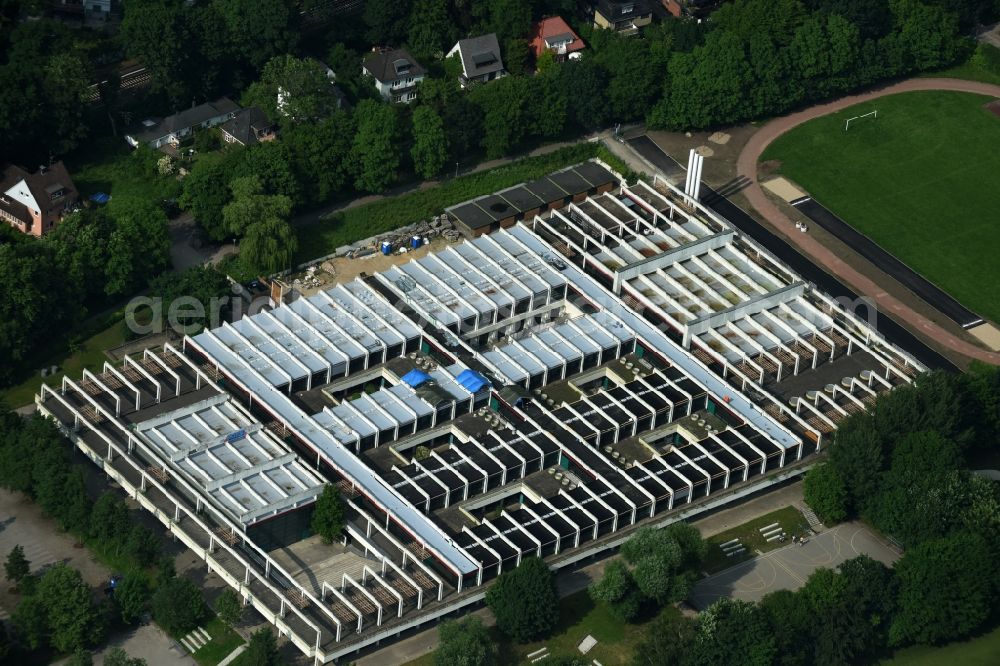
[845,110,877,131]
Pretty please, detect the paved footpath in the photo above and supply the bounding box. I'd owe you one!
[737,77,1000,366]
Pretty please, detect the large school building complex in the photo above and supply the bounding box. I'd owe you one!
[36,160,923,663]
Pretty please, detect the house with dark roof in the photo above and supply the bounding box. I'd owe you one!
[362,48,425,104]
[592,0,653,34]
[125,97,241,149]
[0,162,79,236]
[530,17,586,62]
[446,34,506,88]
[220,107,277,147]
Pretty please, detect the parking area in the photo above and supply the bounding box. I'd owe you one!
[0,489,111,621]
[689,522,900,609]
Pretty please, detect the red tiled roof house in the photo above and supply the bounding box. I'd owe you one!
[530,17,586,63]
[0,162,79,236]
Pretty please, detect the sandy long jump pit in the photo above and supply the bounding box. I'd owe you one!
[762,177,806,203]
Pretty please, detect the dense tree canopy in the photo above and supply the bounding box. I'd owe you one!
[310,485,346,544]
[485,557,559,643]
[151,576,207,635]
[411,106,449,179]
[435,617,496,666]
[351,100,401,192]
[890,532,996,645]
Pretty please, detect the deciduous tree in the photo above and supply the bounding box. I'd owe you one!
[890,532,995,645]
[215,588,243,626]
[411,106,449,179]
[350,100,401,192]
[435,616,496,666]
[485,557,558,642]
[36,564,103,652]
[311,485,345,544]
[803,463,848,524]
[242,627,281,666]
[151,576,207,635]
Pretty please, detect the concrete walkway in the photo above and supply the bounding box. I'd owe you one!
[736,77,1000,366]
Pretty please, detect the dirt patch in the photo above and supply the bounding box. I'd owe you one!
[644,122,760,186]
[293,237,453,296]
[969,322,1000,351]
[708,131,731,145]
[984,99,1000,118]
[763,177,806,203]
[758,159,782,176]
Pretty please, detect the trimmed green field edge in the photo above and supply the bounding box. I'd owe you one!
[760,90,1000,325]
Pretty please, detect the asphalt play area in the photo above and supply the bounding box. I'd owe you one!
[689,522,900,609]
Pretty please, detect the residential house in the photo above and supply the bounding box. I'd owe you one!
[661,0,720,18]
[220,107,277,147]
[447,34,506,88]
[592,0,653,34]
[49,0,110,20]
[362,49,425,104]
[276,59,349,119]
[530,17,586,63]
[0,162,79,236]
[125,97,241,149]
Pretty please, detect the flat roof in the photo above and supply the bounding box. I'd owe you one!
[188,332,480,576]
[476,194,517,220]
[504,224,803,451]
[449,202,495,231]
[498,185,545,212]
[136,394,324,525]
[573,161,616,188]
[524,176,569,203]
[547,168,592,196]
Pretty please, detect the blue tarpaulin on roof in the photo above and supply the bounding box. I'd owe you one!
[401,368,432,388]
[89,192,110,204]
[457,369,489,393]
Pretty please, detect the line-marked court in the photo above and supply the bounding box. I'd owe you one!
[689,522,899,609]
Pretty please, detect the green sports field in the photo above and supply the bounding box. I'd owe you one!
[761,91,1000,324]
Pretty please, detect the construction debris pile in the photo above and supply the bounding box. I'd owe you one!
[335,215,460,260]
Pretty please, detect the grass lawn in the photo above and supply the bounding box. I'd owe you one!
[761,90,1000,323]
[701,505,810,574]
[190,616,245,666]
[294,143,633,265]
[65,136,182,203]
[882,623,1000,665]
[402,590,676,666]
[0,318,127,408]
[508,590,675,665]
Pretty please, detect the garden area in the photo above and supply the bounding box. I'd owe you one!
[65,136,183,205]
